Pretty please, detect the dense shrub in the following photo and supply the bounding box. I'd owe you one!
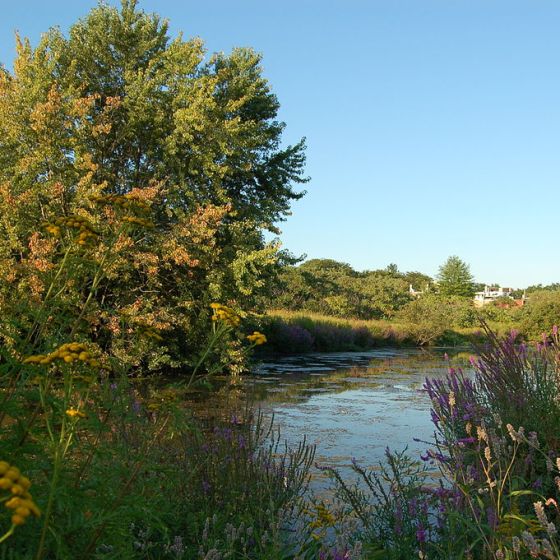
[0,1,306,376]
[266,321,315,354]
[520,290,560,339]
[261,314,379,354]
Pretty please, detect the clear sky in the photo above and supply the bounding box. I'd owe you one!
[1,0,559,288]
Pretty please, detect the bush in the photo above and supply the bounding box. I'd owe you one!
[261,314,380,354]
[520,290,560,339]
[266,320,315,354]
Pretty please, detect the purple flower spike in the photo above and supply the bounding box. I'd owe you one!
[416,524,426,543]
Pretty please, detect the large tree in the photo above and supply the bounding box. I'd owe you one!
[0,0,307,372]
[437,255,475,298]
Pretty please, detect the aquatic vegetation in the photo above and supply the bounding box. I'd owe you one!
[321,324,560,559]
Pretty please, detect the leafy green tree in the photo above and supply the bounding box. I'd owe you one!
[385,263,400,277]
[0,0,307,373]
[285,260,355,315]
[437,256,475,298]
[526,283,560,294]
[270,262,411,319]
[347,273,411,319]
[299,259,356,277]
[520,291,560,339]
[403,271,433,292]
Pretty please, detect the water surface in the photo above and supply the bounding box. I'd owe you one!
[245,349,471,483]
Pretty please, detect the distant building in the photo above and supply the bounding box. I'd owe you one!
[474,285,515,307]
[409,283,430,298]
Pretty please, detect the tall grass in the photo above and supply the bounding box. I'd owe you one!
[259,310,488,354]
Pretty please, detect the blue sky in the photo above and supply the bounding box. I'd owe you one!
[1,1,559,287]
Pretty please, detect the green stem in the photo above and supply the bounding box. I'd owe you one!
[185,322,227,389]
[0,525,15,544]
[35,373,75,560]
[35,447,62,560]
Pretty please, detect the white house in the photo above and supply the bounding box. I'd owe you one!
[473,285,514,307]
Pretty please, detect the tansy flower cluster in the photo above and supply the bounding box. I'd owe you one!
[66,408,87,419]
[309,502,336,530]
[0,461,40,526]
[246,331,267,345]
[210,303,241,327]
[91,193,150,212]
[23,342,100,368]
[42,215,99,245]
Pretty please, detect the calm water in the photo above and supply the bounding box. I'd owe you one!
[244,348,472,483]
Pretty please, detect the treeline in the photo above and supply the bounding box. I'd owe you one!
[261,258,560,350]
[267,259,432,319]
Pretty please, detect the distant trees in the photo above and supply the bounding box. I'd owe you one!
[270,259,416,319]
[520,291,560,337]
[437,256,475,298]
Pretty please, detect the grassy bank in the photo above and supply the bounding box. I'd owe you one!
[256,310,516,354]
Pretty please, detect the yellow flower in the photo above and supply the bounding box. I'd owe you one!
[10,484,25,496]
[4,468,20,482]
[42,215,99,245]
[309,502,336,531]
[0,461,41,530]
[122,216,154,228]
[22,355,44,364]
[0,478,12,490]
[91,193,150,211]
[246,331,267,345]
[22,342,100,369]
[11,514,25,526]
[210,303,241,327]
[66,409,87,419]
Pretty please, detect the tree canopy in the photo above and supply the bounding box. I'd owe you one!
[436,256,475,298]
[0,0,307,373]
[270,260,415,319]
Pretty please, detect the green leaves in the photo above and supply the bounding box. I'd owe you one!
[437,255,475,298]
[0,1,307,374]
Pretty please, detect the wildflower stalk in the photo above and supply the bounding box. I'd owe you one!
[72,388,118,489]
[186,321,230,389]
[35,369,80,559]
[81,415,171,559]
[0,525,15,545]
[35,428,75,559]
[497,439,519,521]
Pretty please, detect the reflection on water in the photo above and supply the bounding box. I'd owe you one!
[244,348,472,484]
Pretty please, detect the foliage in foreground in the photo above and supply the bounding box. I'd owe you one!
[0,130,316,556]
[322,325,560,559]
[0,0,307,375]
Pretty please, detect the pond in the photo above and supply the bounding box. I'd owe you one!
[244,348,473,486]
